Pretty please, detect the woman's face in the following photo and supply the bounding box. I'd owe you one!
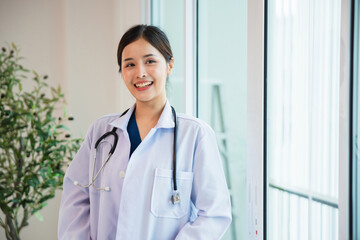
[121,38,173,106]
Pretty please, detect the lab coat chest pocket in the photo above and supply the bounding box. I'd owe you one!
[151,168,193,219]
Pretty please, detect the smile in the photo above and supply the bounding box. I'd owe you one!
[134,82,153,88]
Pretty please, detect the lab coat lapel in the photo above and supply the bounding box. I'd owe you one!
[155,101,175,129]
[109,104,136,131]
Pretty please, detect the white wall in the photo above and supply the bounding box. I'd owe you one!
[0,0,142,238]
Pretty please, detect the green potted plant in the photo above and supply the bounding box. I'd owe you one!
[0,44,81,240]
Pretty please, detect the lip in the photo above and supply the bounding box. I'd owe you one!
[134,81,153,91]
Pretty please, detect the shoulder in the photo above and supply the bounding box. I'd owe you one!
[93,113,123,126]
[177,113,215,139]
[85,112,127,139]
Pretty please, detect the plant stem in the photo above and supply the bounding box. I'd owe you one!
[18,209,29,232]
[6,214,20,240]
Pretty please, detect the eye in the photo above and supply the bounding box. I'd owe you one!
[146,59,156,64]
[124,63,135,68]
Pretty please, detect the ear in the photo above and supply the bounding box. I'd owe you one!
[167,58,175,75]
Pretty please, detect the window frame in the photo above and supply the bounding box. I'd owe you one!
[351,0,359,237]
[339,0,352,238]
[262,0,353,239]
[247,0,265,239]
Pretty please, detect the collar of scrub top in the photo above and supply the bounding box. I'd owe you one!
[109,100,175,131]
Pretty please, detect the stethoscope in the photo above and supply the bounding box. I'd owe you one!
[74,106,180,204]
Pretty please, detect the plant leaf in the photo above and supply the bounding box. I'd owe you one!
[34,212,44,222]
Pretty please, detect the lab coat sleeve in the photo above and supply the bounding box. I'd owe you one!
[175,128,232,240]
[58,127,93,240]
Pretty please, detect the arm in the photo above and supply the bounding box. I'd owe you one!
[58,130,93,240]
[58,177,90,240]
[175,128,232,240]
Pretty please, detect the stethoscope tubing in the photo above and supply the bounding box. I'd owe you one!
[74,106,179,202]
[74,151,113,191]
[171,106,177,192]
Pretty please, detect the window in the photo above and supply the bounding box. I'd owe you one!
[152,0,248,239]
[151,0,354,238]
[352,0,360,237]
[266,0,341,239]
[197,0,247,239]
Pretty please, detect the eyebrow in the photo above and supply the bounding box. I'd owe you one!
[123,54,157,62]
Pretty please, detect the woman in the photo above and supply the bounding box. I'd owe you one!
[58,24,232,240]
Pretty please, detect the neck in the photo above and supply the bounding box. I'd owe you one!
[134,99,167,122]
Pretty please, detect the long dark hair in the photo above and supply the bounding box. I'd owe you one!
[117,24,173,72]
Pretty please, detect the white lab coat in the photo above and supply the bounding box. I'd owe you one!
[58,101,232,240]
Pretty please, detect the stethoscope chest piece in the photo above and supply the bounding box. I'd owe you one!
[171,190,180,204]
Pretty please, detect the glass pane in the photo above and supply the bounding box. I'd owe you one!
[268,188,308,240]
[310,201,338,240]
[151,0,185,112]
[197,0,247,239]
[267,0,341,238]
[353,0,360,237]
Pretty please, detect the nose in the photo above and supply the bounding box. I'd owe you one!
[135,64,147,79]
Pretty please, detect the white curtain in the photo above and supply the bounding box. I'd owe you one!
[267,0,341,239]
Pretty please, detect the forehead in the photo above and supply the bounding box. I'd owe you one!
[122,38,162,58]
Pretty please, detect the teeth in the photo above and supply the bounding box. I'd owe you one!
[135,82,152,88]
